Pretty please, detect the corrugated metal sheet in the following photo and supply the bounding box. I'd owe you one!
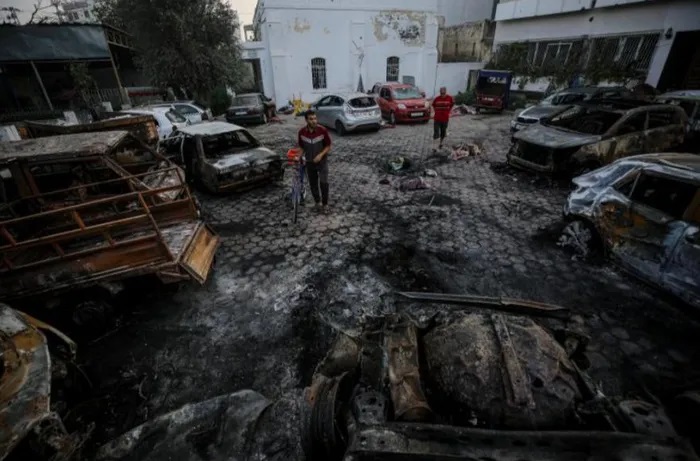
[0,24,110,62]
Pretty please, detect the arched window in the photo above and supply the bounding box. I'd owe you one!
[386,56,400,82]
[311,57,327,89]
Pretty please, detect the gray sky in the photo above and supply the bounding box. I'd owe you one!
[0,0,257,30]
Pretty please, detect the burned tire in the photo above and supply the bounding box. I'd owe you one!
[558,219,601,259]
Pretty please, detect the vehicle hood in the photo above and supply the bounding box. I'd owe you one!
[394,98,426,106]
[204,147,280,174]
[518,104,562,120]
[514,123,601,149]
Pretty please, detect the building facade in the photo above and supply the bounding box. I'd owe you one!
[492,0,700,92]
[247,0,497,104]
[59,0,97,23]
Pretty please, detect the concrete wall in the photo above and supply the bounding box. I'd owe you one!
[258,3,441,102]
[435,62,484,95]
[436,0,496,26]
[242,41,275,100]
[439,20,495,63]
[493,0,700,87]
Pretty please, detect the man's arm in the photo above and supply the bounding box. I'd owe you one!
[313,129,332,163]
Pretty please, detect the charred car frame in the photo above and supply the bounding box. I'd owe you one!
[508,99,687,176]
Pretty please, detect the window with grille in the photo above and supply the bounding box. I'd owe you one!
[311,58,327,89]
[386,57,400,82]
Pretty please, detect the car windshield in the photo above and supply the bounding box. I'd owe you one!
[165,110,187,123]
[393,87,422,100]
[232,96,259,106]
[540,92,587,106]
[543,105,622,135]
[201,129,260,157]
[348,97,377,108]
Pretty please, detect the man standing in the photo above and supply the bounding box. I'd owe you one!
[432,86,454,152]
[298,110,332,213]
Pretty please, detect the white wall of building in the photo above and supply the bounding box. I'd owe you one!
[435,62,484,95]
[436,0,496,26]
[254,0,441,103]
[493,0,700,87]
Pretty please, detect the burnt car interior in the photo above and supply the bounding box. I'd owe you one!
[201,130,261,157]
[544,106,623,135]
[624,172,699,220]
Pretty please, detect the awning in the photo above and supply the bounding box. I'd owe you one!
[0,24,111,63]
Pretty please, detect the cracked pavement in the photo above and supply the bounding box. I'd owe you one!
[77,113,700,457]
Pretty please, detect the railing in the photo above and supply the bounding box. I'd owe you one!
[0,167,197,273]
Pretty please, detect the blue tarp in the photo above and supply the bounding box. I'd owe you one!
[0,24,111,62]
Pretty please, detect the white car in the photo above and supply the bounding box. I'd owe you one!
[153,101,213,124]
[123,107,189,140]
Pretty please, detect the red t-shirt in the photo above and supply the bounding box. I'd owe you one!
[298,125,332,163]
[432,95,454,123]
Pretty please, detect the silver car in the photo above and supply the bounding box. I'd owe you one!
[311,92,381,135]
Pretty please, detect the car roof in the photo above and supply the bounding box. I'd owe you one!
[125,107,172,114]
[574,99,679,113]
[177,121,244,136]
[324,92,375,100]
[617,153,700,179]
[382,82,413,88]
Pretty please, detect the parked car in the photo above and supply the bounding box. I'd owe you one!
[225,93,275,125]
[561,153,700,309]
[511,86,632,133]
[310,92,381,135]
[123,106,189,140]
[153,100,213,124]
[474,69,512,113]
[656,90,700,152]
[508,99,687,176]
[373,82,430,125]
[163,121,283,194]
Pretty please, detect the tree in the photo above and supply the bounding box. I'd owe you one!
[94,0,249,100]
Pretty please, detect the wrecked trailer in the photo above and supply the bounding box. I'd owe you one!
[0,131,219,320]
[508,99,687,176]
[0,303,89,461]
[561,153,700,310]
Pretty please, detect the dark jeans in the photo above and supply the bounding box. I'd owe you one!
[433,120,448,141]
[306,161,329,205]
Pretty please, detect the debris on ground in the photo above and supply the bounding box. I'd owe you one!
[278,105,295,115]
[386,156,412,173]
[268,116,284,123]
[380,120,395,129]
[395,176,430,191]
[451,142,481,160]
[424,169,438,177]
[451,104,477,116]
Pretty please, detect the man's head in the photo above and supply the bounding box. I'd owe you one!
[440,87,447,96]
[305,110,318,129]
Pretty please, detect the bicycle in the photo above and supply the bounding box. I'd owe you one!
[287,148,306,223]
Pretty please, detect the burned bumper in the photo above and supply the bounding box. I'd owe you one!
[210,162,284,193]
[507,141,555,173]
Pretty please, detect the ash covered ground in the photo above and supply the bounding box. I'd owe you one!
[68,113,700,457]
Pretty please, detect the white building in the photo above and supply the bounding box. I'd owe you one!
[246,0,496,104]
[493,0,700,92]
[59,0,96,23]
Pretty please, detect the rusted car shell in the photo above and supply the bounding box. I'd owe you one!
[563,153,700,309]
[509,103,687,175]
[0,304,52,459]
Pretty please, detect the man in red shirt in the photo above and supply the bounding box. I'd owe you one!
[298,110,332,213]
[432,86,454,152]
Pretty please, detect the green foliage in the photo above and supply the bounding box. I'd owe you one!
[209,86,232,116]
[486,41,645,89]
[95,0,247,100]
[454,89,476,105]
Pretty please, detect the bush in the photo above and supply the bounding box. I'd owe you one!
[454,89,476,106]
[209,87,232,116]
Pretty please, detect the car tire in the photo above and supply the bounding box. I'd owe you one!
[389,111,396,125]
[558,219,601,260]
[335,120,346,136]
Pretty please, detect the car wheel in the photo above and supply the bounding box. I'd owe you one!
[335,120,346,136]
[558,220,601,260]
[389,111,396,125]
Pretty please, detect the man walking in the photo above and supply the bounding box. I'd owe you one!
[432,86,454,152]
[298,110,332,213]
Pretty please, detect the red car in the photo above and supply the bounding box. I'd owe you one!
[372,82,430,125]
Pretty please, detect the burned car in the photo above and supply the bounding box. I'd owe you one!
[561,153,700,309]
[1,303,88,460]
[163,121,283,194]
[0,131,219,324]
[511,86,631,133]
[656,90,700,151]
[508,99,687,176]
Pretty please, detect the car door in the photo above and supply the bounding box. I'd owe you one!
[175,104,202,124]
[602,169,698,285]
[378,87,391,117]
[327,96,344,125]
[313,96,331,126]
[662,188,700,308]
[601,111,648,163]
[645,107,686,153]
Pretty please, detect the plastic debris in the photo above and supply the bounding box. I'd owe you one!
[424,169,438,177]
